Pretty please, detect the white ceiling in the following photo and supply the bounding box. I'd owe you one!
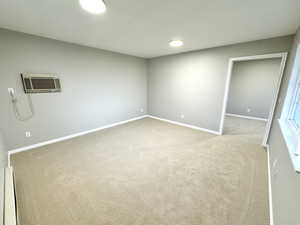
[0,0,300,58]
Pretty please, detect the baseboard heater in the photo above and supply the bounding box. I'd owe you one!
[4,167,17,225]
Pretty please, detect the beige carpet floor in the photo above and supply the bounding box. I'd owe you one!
[11,116,269,225]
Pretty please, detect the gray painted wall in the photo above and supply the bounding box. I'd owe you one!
[227,58,281,119]
[268,27,300,225]
[0,27,298,225]
[0,29,148,150]
[148,36,293,132]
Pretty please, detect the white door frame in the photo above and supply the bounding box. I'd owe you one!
[219,52,288,146]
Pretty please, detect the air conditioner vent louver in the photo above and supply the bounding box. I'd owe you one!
[21,73,61,93]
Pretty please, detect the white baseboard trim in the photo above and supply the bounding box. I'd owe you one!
[7,114,220,166]
[226,113,268,122]
[7,153,10,168]
[8,115,148,159]
[4,167,17,225]
[266,145,274,225]
[148,115,221,135]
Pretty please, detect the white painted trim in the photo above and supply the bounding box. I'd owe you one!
[219,52,288,148]
[0,168,4,224]
[148,115,221,135]
[226,113,268,122]
[278,119,300,172]
[230,53,285,62]
[4,167,17,225]
[7,153,10,168]
[219,58,234,135]
[8,115,148,158]
[266,145,274,225]
[7,114,220,165]
[263,53,288,146]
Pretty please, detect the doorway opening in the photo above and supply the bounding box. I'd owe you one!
[219,53,288,146]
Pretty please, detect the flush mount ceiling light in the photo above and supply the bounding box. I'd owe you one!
[169,40,184,47]
[79,0,107,14]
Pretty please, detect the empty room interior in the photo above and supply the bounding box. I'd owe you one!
[1,1,300,225]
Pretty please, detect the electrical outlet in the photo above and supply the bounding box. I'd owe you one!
[25,131,31,138]
[247,108,251,113]
[140,108,144,113]
[180,114,185,119]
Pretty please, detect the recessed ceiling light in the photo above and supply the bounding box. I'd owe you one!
[79,0,107,14]
[169,40,184,47]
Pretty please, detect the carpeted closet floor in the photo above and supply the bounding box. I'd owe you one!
[11,116,269,225]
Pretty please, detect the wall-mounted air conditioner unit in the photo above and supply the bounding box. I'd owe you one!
[21,73,61,93]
